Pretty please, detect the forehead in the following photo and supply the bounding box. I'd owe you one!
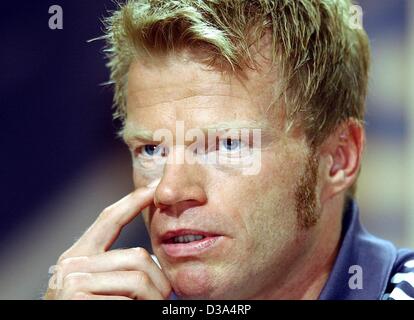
[125,53,278,132]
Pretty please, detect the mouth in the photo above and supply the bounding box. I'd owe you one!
[159,229,223,258]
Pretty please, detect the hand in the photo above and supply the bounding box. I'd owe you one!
[43,186,171,300]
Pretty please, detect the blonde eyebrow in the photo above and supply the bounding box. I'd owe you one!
[119,123,155,143]
[120,119,273,144]
[201,120,271,131]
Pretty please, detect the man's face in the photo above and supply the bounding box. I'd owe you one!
[124,53,319,299]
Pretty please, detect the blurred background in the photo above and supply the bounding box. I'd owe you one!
[0,0,413,299]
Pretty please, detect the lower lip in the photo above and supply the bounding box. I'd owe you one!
[161,236,222,258]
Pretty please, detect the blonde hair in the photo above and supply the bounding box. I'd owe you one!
[103,0,370,195]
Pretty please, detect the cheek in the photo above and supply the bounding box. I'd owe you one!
[132,166,163,189]
[143,204,159,236]
[215,147,305,241]
[132,169,142,189]
[141,208,150,227]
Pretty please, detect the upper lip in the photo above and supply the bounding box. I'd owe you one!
[159,229,220,244]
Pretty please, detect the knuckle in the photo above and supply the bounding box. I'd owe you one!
[64,272,90,290]
[98,206,112,221]
[57,252,70,264]
[98,206,123,229]
[60,256,87,271]
[59,257,74,270]
[98,206,113,220]
[134,271,151,287]
[71,292,89,300]
[130,247,150,263]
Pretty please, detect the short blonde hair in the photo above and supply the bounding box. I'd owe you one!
[104,0,370,194]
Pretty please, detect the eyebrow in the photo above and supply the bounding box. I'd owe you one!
[119,123,154,143]
[121,119,273,144]
[202,120,271,131]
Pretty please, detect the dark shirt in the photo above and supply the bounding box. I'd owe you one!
[318,198,414,300]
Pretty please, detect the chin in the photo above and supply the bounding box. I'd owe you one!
[169,264,219,299]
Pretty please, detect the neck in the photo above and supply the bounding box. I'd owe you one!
[254,195,345,300]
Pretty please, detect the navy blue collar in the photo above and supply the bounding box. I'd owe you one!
[318,198,397,300]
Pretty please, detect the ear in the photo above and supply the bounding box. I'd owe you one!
[319,120,365,204]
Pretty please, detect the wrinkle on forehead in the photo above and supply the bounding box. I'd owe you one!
[127,53,277,105]
[125,53,280,133]
[129,92,252,110]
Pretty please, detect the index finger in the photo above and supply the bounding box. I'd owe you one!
[61,186,156,259]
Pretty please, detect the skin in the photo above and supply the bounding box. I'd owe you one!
[44,49,364,300]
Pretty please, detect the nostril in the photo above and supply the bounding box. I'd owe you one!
[154,197,168,210]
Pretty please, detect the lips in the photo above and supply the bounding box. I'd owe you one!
[159,229,223,258]
[167,234,205,244]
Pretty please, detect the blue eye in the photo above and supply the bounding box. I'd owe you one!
[144,145,157,156]
[221,138,241,151]
[138,144,167,158]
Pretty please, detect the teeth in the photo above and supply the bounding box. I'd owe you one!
[173,234,205,243]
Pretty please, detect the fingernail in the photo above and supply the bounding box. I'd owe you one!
[151,254,162,269]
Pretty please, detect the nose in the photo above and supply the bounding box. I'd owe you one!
[154,146,207,211]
